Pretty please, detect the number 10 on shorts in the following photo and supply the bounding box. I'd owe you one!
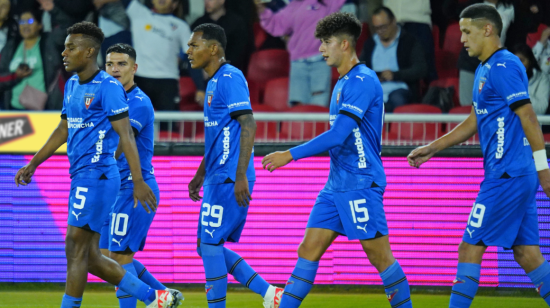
[468,203,486,228]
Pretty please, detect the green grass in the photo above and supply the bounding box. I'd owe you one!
[0,291,546,308]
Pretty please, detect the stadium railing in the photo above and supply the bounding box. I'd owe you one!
[154,112,550,146]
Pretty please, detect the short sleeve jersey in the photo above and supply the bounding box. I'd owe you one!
[472,49,536,179]
[325,63,386,191]
[61,71,129,175]
[203,63,256,185]
[117,85,155,186]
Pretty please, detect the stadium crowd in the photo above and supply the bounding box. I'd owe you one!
[0,0,548,114]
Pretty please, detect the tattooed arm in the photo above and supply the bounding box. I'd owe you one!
[234,113,257,207]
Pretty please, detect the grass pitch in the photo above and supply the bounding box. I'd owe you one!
[0,291,546,308]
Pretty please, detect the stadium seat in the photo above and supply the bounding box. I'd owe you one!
[435,50,459,79]
[527,24,547,48]
[248,80,261,104]
[443,23,462,54]
[280,105,329,141]
[263,77,290,111]
[331,67,339,89]
[179,77,197,107]
[252,104,279,141]
[432,24,440,50]
[253,22,268,50]
[387,104,443,143]
[247,49,290,90]
[429,77,459,106]
[179,103,204,138]
[356,23,370,55]
[544,133,550,143]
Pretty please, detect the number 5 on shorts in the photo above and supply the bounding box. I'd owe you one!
[468,203,486,228]
[73,187,88,209]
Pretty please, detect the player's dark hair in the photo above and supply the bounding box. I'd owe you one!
[193,23,227,51]
[373,6,395,21]
[66,21,105,48]
[106,43,137,62]
[315,12,362,47]
[511,43,541,79]
[460,3,503,37]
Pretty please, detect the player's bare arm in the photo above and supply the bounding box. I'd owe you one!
[189,157,205,202]
[514,103,550,197]
[15,119,68,187]
[111,117,158,213]
[408,107,478,168]
[235,113,256,207]
[262,150,293,172]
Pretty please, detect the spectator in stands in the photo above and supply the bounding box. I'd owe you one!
[533,26,550,75]
[256,0,346,107]
[0,10,62,110]
[192,0,249,72]
[0,0,18,53]
[512,43,550,115]
[94,0,132,63]
[384,0,437,82]
[360,6,427,112]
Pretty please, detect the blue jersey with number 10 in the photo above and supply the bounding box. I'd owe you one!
[472,49,536,179]
[326,63,386,191]
[203,63,256,185]
[61,71,129,175]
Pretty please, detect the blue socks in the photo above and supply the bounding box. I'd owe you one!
[201,243,228,307]
[116,263,139,308]
[60,294,82,308]
[118,267,156,305]
[380,261,412,308]
[279,257,319,308]
[224,247,270,297]
[527,260,550,305]
[133,259,167,290]
[449,263,480,308]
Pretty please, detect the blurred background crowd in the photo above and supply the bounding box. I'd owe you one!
[0,0,549,115]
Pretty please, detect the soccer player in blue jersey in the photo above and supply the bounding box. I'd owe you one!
[408,4,550,308]
[98,43,184,307]
[14,22,175,308]
[262,13,412,308]
[186,23,283,308]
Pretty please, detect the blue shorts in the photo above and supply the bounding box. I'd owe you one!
[462,173,540,249]
[99,178,160,252]
[68,167,120,233]
[197,182,255,245]
[307,186,388,240]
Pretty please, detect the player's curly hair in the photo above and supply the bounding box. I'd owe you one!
[67,21,105,46]
[315,12,362,47]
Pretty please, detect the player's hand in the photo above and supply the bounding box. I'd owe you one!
[538,169,550,198]
[262,151,293,172]
[540,28,550,45]
[381,70,394,81]
[14,163,37,187]
[188,175,204,202]
[407,144,437,168]
[133,179,157,213]
[234,175,251,207]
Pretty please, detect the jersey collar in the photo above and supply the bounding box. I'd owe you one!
[338,62,366,80]
[207,62,230,82]
[78,70,101,85]
[126,83,137,93]
[481,47,507,66]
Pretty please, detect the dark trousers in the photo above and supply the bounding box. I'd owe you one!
[386,89,410,113]
[402,22,438,82]
[134,76,180,111]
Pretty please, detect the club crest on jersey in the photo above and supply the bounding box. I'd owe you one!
[386,289,398,301]
[453,277,465,285]
[84,94,95,109]
[207,95,213,107]
[478,78,486,93]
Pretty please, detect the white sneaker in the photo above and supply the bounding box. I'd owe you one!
[263,285,284,308]
[146,289,174,308]
[165,288,184,307]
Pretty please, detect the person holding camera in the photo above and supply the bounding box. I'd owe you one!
[0,9,62,110]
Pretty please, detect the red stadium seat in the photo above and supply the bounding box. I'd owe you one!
[179,103,204,138]
[527,24,547,48]
[356,23,370,55]
[544,133,550,143]
[435,50,459,79]
[387,104,443,143]
[331,67,339,89]
[179,77,197,107]
[429,77,459,106]
[248,80,261,104]
[432,24,440,50]
[263,77,290,111]
[253,22,268,50]
[247,49,290,92]
[280,105,329,141]
[443,22,462,54]
[251,104,278,141]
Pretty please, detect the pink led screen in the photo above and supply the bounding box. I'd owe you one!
[1,155,548,287]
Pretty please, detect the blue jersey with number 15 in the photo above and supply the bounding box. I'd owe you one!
[61,71,129,175]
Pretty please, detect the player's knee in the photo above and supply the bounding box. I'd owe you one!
[513,246,543,268]
[297,240,327,261]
